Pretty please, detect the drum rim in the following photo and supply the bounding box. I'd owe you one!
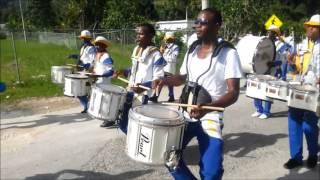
[288,85,318,94]
[65,74,89,79]
[129,105,184,126]
[92,84,127,94]
[267,80,288,87]
[51,66,73,70]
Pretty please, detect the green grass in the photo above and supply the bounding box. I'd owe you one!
[0,39,186,104]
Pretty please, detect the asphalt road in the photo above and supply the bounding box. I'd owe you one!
[1,85,319,180]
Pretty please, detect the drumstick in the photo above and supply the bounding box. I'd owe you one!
[117,77,151,91]
[161,102,225,112]
[75,71,94,76]
[66,64,82,67]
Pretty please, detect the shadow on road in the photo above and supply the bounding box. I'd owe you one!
[276,163,320,180]
[271,110,288,118]
[24,169,154,180]
[183,132,287,165]
[1,113,93,130]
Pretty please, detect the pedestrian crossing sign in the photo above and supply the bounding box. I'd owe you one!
[265,14,283,29]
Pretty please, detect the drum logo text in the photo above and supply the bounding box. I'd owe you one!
[138,132,150,157]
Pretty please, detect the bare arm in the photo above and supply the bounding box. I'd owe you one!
[152,74,187,89]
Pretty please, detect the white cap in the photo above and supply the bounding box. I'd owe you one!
[304,14,320,26]
[267,24,280,35]
[79,30,92,39]
[94,36,111,47]
[164,32,175,40]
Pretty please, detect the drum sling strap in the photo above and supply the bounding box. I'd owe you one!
[179,40,235,111]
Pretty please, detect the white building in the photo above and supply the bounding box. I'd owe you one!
[155,19,195,43]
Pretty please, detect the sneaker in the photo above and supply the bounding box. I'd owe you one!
[81,109,87,113]
[149,96,158,103]
[283,159,303,169]
[306,156,318,168]
[168,96,175,102]
[259,114,269,119]
[251,112,261,117]
[100,121,115,127]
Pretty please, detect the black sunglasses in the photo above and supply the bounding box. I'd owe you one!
[194,19,209,25]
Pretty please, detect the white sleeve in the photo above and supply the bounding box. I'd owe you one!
[179,53,188,75]
[152,51,165,80]
[224,48,243,79]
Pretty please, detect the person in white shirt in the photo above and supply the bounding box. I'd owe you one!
[154,8,242,180]
[89,36,115,127]
[150,32,180,102]
[284,14,320,170]
[117,23,166,134]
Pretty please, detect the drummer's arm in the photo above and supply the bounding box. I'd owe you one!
[206,78,240,108]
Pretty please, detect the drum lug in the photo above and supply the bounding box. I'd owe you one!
[165,146,182,171]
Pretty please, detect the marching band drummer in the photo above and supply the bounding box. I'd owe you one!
[154,8,242,180]
[284,14,320,169]
[73,30,96,113]
[115,23,166,132]
[88,36,115,127]
[150,32,180,102]
[252,25,295,119]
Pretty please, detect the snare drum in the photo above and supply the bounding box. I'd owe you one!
[246,75,276,101]
[126,105,185,165]
[288,84,320,115]
[64,74,90,97]
[88,84,127,121]
[51,66,73,84]
[266,80,288,101]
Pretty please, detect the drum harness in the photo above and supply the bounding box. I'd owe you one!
[165,40,234,171]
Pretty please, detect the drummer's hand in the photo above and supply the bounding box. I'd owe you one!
[131,85,145,94]
[287,53,295,63]
[152,78,166,90]
[113,70,123,78]
[190,104,209,119]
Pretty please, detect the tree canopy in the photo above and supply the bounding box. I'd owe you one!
[1,0,319,38]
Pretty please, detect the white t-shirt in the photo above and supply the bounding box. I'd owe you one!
[180,45,243,101]
[94,52,113,84]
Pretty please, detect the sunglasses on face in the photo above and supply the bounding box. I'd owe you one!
[194,18,209,26]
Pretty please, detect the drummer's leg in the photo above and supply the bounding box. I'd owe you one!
[119,91,134,134]
[263,101,272,117]
[253,99,263,114]
[169,122,198,180]
[302,111,319,162]
[281,62,288,81]
[288,107,304,162]
[78,96,88,113]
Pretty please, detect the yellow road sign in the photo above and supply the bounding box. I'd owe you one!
[265,14,283,29]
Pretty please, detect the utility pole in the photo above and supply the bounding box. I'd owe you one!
[201,0,209,10]
[19,0,27,42]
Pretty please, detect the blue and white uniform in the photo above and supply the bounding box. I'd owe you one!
[163,43,179,75]
[287,38,320,163]
[78,41,96,112]
[170,42,242,180]
[93,52,114,84]
[119,45,166,133]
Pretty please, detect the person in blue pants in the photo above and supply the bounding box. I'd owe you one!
[116,23,166,133]
[283,14,320,169]
[154,8,242,180]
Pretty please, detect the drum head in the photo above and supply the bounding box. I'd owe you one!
[130,105,184,126]
[95,84,127,94]
[65,74,88,79]
[253,37,276,74]
[52,66,73,70]
[250,74,276,82]
[291,84,318,93]
[268,80,288,87]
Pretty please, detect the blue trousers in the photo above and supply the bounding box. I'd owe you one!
[281,62,288,81]
[119,92,149,134]
[254,99,271,116]
[78,96,88,110]
[170,121,224,180]
[288,107,319,162]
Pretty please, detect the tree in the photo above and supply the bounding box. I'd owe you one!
[25,0,56,30]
